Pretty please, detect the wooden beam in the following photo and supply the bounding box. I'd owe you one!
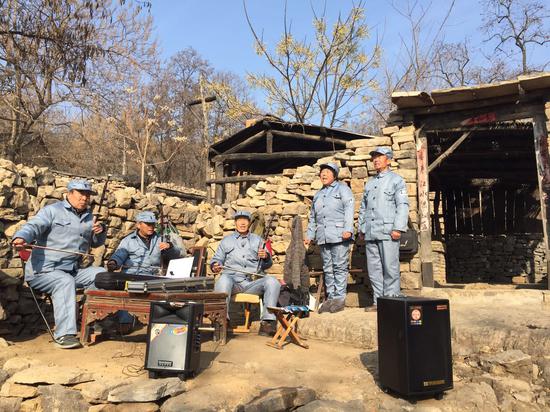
[212,150,336,163]
[532,111,550,290]
[222,131,266,155]
[428,131,472,173]
[416,132,433,287]
[418,103,544,131]
[206,174,271,184]
[270,130,349,146]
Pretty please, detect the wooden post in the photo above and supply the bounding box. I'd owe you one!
[266,131,273,154]
[533,110,550,290]
[416,132,434,287]
[214,161,224,205]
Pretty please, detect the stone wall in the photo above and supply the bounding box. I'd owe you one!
[0,125,420,334]
[446,234,547,284]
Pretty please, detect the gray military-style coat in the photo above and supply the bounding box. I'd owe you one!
[358,170,410,241]
[14,199,107,280]
[307,181,355,245]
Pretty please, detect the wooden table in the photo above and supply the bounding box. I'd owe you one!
[80,290,228,345]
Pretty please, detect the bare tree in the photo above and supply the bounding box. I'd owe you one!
[431,40,513,87]
[0,0,152,162]
[244,0,380,127]
[481,0,550,74]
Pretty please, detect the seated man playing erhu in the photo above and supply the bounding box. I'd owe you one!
[211,211,281,336]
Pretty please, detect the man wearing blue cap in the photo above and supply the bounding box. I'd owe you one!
[12,179,106,348]
[358,147,409,311]
[211,210,281,336]
[106,211,182,275]
[305,162,354,313]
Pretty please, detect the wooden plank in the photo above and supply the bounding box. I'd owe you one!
[271,130,349,146]
[399,89,549,117]
[416,134,433,287]
[212,150,336,162]
[428,131,472,173]
[494,189,505,234]
[532,111,550,290]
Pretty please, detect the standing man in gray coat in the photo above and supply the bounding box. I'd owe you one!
[305,163,354,313]
[358,147,409,311]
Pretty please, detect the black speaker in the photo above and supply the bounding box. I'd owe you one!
[377,296,453,397]
[145,301,204,379]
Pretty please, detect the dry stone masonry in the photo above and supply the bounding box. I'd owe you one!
[0,125,421,334]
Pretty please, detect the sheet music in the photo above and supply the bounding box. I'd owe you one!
[166,257,194,278]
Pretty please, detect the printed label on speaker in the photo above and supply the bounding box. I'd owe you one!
[409,306,422,326]
[423,379,445,387]
[172,325,188,335]
[158,360,173,367]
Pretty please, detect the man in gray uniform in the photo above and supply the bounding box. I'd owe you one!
[12,179,106,348]
[107,211,182,275]
[358,147,409,311]
[305,162,354,313]
[211,211,281,336]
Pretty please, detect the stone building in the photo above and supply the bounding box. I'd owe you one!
[388,73,550,287]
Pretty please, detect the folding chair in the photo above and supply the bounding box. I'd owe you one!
[266,306,309,350]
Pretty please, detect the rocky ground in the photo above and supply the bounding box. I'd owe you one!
[0,287,549,411]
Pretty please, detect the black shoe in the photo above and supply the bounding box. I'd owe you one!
[364,305,378,313]
[318,299,333,314]
[329,299,345,313]
[258,320,277,337]
[55,334,82,349]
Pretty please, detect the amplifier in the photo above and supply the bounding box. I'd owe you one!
[377,296,453,398]
[144,301,204,379]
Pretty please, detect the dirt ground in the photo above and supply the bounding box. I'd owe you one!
[4,328,379,410]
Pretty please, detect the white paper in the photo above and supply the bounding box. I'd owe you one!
[165,257,195,278]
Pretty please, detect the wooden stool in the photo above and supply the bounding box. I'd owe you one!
[266,306,309,350]
[232,293,261,333]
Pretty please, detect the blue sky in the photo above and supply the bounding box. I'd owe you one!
[151,0,482,74]
[148,0,547,115]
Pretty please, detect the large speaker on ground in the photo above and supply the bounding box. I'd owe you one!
[145,301,204,379]
[377,296,453,398]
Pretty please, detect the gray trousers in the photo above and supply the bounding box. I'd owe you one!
[28,266,102,338]
[214,273,281,321]
[320,241,351,300]
[365,239,400,305]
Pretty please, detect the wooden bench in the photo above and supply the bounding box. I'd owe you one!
[80,290,228,345]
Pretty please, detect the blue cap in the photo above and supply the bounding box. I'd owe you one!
[234,210,251,220]
[67,179,97,194]
[136,211,157,223]
[320,162,339,177]
[370,147,393,159]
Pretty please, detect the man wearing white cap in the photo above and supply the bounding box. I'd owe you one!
[12,179,106,348]
[107,211,182,276]
[305,162,354,313]
[358,147,409,311]
[211,210,281,336]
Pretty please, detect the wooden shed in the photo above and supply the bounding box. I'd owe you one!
[388,73,550,288]
[206,118,374,203]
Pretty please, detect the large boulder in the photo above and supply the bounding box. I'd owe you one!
[9,365,93,385]
[236,387,316,412]
[107,377,185,403]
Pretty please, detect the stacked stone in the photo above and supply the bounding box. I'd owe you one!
[446,234,547,284]
[0,130,423,331]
